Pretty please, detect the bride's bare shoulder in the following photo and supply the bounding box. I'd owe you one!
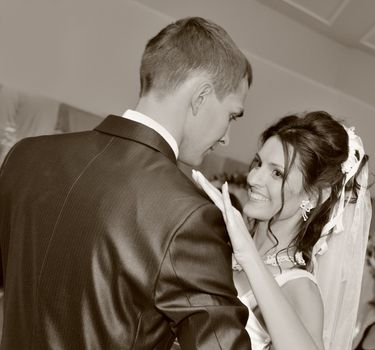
[281,273,324,347]
[281,275,322,310]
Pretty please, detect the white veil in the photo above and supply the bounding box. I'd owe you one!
[312,127,372,350]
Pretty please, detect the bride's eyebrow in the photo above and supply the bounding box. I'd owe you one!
[257,152,284,169]
[248,153,260,171]
[252,153,261,163]
[270,162,284,170]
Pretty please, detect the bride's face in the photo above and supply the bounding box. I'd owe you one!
[243,136,308,224]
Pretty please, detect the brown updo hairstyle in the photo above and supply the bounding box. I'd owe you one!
[249,111,368,270]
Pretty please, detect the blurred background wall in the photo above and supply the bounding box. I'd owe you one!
[1,0,375,189]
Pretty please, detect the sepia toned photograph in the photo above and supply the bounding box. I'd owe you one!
[0,1,374,349]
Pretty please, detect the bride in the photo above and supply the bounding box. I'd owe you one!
[193,111,372,350]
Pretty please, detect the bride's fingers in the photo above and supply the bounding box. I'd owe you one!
[191,169,199,184]
[196,171,220,199]
[192,169,205,189]
[222,183,246,226]
[222,182,245,221]
[192,170,208,191]
[192,170,224,212]
[222,182,235,224]
[222,182,233,212]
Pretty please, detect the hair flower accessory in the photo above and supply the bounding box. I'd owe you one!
[318,124,365,238]
[341,127,360,174]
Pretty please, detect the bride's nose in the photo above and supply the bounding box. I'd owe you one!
[247,167,265,187]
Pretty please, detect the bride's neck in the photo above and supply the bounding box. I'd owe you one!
[254,221,297,256]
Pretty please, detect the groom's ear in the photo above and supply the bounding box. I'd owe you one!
[191,82,214,116]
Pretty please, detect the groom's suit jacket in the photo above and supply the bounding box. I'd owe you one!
[0,115,251,349]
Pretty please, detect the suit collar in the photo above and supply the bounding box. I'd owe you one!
[94,115,177,164]
[121,110,179,159]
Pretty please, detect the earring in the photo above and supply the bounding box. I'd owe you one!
[300,200,313,221]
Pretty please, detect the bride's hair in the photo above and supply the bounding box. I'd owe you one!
[250,110,368,269]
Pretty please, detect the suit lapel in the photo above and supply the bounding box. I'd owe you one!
[94,115,177,164]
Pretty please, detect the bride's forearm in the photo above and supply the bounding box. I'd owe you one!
[239,241,322,350]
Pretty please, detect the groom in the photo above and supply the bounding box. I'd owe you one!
[0,17,252,349]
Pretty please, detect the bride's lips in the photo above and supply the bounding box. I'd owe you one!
[248,190,269,202]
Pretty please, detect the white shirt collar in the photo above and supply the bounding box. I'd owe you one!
[120,109,179,159]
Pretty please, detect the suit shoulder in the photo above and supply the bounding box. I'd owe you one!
[10,130,112,158]
[151,163,210,205]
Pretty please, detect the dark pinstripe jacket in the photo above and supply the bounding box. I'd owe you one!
[0,115,251,349]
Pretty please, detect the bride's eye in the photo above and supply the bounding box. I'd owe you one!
[272,169,283,179]
[250,157,261,170]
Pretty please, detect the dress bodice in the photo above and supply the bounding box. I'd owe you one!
[238,269,318,350]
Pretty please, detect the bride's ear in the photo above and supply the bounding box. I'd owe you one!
[309,187,332,208]
[321,187,332,204]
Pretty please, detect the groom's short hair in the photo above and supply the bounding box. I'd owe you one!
[139,17,252,100]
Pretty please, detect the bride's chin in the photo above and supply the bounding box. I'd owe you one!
[243,203,269,222]
[243,203,256,218]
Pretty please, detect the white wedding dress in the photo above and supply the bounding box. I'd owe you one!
[238,269,318,350]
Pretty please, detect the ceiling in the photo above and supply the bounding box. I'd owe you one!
[257,0,375,56]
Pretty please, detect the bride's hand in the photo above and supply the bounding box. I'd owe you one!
[192,170,254,265]
[192,169,224,212]
[221,180,255,265]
